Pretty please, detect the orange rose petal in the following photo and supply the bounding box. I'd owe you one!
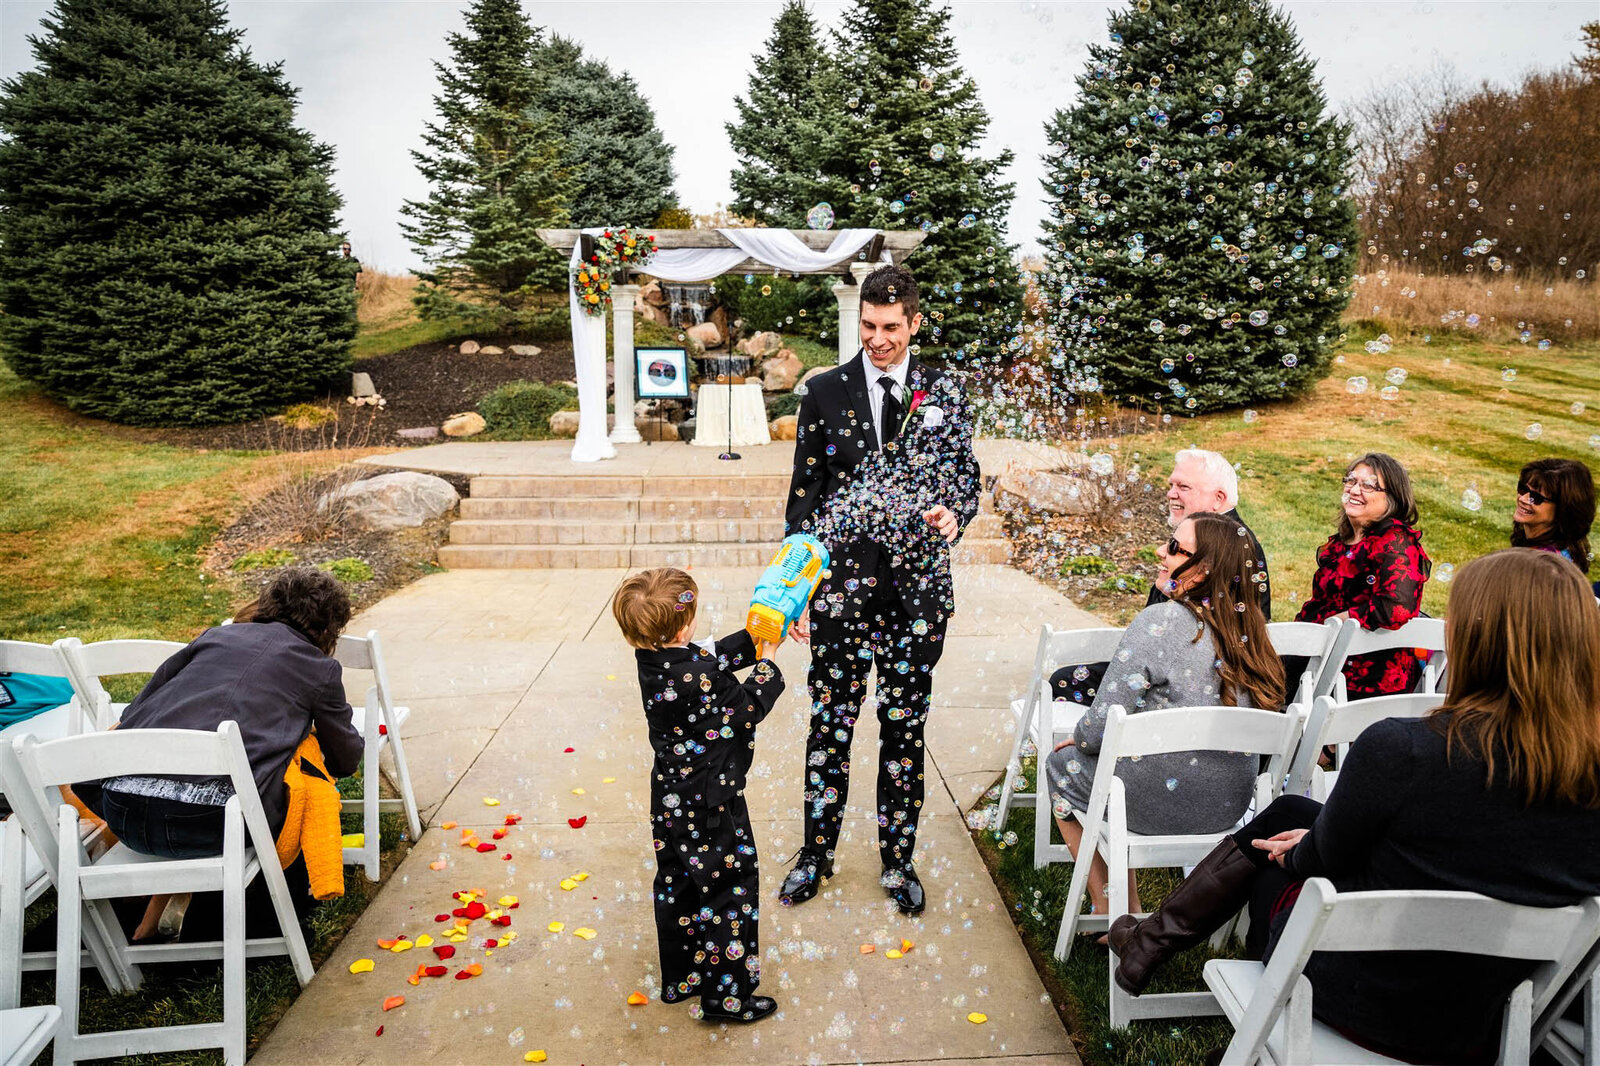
[441,821,457,830]
[429,859,447,870]
[627,991,648,1005]
[382,995,406,1011]
[900,938,914,953]
[859,944,875,954]
[407,964,427,985]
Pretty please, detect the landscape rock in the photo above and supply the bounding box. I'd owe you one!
[350,372,376,398]
[639,280,667,307]
[441,412,486,438]
[507,344,542,357]
[479,345,505,356]
[319,472,459,531]
[685,322,722,349]
[737,331,784,358]
[760,348,804,392]
[395,426,439,441]
[548,410,582,438]
[992,468,1101,516]
[795,365,831,395]
[770,415,798,441]
[638,301,670,327]
[458,340,481,355]
[637,417,679,442]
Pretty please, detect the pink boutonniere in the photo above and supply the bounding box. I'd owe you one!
[899,388,929,437]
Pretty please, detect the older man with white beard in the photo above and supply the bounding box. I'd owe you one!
[1051,448,1272,704]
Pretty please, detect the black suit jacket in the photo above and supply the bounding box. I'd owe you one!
[1146,507,1273,619]
[784,352,981,615]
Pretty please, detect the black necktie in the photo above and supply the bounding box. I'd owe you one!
[879,377,903,448]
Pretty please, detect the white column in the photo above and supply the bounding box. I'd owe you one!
[609,282,642,444]
[570,309,614,462]
[832,262,879,364]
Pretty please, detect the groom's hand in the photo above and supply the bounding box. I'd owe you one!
[923,505,959,543]
[788,607,811,645]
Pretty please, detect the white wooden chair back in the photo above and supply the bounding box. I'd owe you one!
[1534,931,1600,1065]
[0,1003,61,1066]
[332,629,420,880]
[1263,620,1343,705]
[58,639,185,732]
[1208,878,1600,1066]
[1335,616,1448,698]
[1053,703,1307,1026]
[0,640,81,741]
[1285,693,1446,800]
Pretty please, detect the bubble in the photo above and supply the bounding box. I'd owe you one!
[760,284,772,297]
[958,213,977,229]
[1088,452,1115,477]
[1148,319,1165,334]
[1002,831,1019,847]
[805,202,835,230]
[1291,244,1307,259]
[507,1027,526,1047]
[888,199,906,215]
[1572,402,1586,416]
[1165,777,1178,791]
[1460,488,1483,512]
[1248,310,1268,327]
[1242,409,1258,424]
[1234,67,1253,87]
[1282,353,1298,368]
[1385,367,1407,386]
[1159,357,1176,374]
[1501,368,1517,382]
[1538,339,1552,351]
[1345,376,1369,395]
[1526,423,1543,441]
[1434,562,1455,584]
[1379,386,1399,402]
[1322,243,1343,259]
[918,76,934,92]
[929,143,947,161]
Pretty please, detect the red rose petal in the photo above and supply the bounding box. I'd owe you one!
[379,724,388,735]
[425,965,448,977]
[434,913,450,923]
[491,915,511,927]
[432,945,455,960]
[475,842,497,853]
[485,938,498,948]
[492,828,508,840]
[375,1026,384,1037]
[568,816,587,829]
[464,901,487,919]
[502,853,513,861]
[564,747,574,753]
[451,907,467,918]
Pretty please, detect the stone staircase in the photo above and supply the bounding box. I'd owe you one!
[436,473,1011,569]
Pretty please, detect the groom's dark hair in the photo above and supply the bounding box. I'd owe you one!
[859,264,919,321]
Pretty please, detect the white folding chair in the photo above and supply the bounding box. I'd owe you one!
[1331,616,1448,700]
[0,1003,61,1066]
[1264,620,1345,706]
[57,638,186,732]
[9,723,313,1066]
[1205,878,1600,1065]
[0,640,84,750]
[334,630,421,881]
[1283,693,1446,801]
[1052,704,1306,1027]
[1535,934,1600,1066]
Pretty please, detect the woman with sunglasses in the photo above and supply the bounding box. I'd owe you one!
[1510,458,1594,573]
[1295,452,1431,698]
[1043,511,1286,917]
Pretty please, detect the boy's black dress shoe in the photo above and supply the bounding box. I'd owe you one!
[882,864,925,914]
[699,995,777,1023]
[778,850,833,906]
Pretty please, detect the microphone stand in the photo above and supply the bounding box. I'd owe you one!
[718,377,740,461]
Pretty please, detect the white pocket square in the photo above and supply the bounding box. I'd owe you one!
[920,405,945,428]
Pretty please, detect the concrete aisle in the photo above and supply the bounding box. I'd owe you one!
[252,564,1098,1066]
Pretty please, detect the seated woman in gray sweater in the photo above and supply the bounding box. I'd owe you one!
[1044,511,1286,916]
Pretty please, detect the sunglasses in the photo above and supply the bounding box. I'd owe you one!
[1517,483,1552,507]
[1165,536,1193,559]
[1341,475,1386,495]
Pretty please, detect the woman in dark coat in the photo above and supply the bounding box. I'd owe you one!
[1295,451,1431,697]
[1511,456,1594,572]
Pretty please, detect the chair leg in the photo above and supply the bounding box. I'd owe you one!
[383,717,422,844]
[997,693,1036,828]
[54,807,82,1066]
[222,800,247,1066]
[363,717,381,883]
[0,822,24,1011]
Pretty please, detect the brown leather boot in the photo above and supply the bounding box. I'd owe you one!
[1105,837,1258,995]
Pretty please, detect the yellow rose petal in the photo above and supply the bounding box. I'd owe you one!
[968,1012,988,1024]
[559,878,577,891]
[341,833,364,848]
[573,927,597,940]
[414,934,433,948]
[573,871,590,882]
[885,949,903,959]
[348,958,375,974]
[498,895,519,907]
[524,1053,547,1063]
[390,939,413,953]
[571,787,586,795]
[482,797,501,806]
[602,777,616,784]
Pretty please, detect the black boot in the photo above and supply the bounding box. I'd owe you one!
[1105,837,1258,995]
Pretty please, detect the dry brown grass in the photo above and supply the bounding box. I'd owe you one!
[355,269,418,326]
[1346,270,1599,340]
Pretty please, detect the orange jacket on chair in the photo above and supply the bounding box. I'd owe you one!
[275,734,345,900]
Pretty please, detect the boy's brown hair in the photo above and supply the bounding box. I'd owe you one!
[613,567,698,649]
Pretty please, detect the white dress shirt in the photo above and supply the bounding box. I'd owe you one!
[861,353,911,445]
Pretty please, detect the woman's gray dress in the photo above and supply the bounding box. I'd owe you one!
[1043,600,1262,836]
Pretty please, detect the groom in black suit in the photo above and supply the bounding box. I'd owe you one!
[778,264,981,914]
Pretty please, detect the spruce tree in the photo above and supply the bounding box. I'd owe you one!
[533,36,677,229]
[0,0,354,426]
[810,0,1021,363]
[401,0,570,320]
[1040,0,1358,413]
[727,0,827,228]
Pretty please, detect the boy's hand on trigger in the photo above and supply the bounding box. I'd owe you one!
[788,607,811,645]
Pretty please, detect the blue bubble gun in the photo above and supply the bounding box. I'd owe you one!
[746,534,831,646]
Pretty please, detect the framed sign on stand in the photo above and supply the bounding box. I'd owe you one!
[635,348,689,445]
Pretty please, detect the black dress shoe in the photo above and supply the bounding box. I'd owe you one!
[883,864,925,914]
[778,850,833,906]
[699,995,777,1023]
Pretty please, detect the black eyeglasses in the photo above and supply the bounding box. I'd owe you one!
[1341,475,1386,495]
[1518,483,1552,507]
[1165,536,1193,559]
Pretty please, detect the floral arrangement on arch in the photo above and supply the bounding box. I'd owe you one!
[573,228,658,317]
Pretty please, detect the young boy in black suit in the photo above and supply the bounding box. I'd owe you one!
[613,567,785,1024]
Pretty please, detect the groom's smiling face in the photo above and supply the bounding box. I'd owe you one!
[860,299,922,372]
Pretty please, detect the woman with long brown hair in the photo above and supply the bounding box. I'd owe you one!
[1511,457,1594,573]
[1108,548,1600,1066]
[1044,511,1287,916]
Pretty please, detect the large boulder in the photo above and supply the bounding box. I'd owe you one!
[639,280,667,307]
[760,348,804,392]
[637,417,678,442]
[320,472,459,530]
[350,371,376,399]
[769,415,798,441]
[638,301,670,327]
[458,340,481,355]
[992,468,1101,516]
[441,412,486,438]
[548,410,581,438]
[737,331,783,358]
[795,365,831,395]
[685,321,722,349]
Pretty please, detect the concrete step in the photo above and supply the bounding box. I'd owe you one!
[470,474,791,499]
[449,512,1005,546]
[437,539,1012,570]
[457,496,791,521]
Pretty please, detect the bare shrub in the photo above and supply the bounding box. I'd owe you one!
[244,409,385,544]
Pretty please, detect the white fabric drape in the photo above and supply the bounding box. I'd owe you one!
[565,227,890,461]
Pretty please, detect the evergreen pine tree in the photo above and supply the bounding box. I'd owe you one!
[401,0,570,320]
[727,0,827,228]
[533,36,677,229]
[0,0,354,426]
[811,0,1021,363]
[1040,0,1358,413]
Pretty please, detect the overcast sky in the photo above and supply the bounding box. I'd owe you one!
[1,1,1592,271]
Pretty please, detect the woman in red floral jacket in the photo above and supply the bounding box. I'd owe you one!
[1296,453,1432,697]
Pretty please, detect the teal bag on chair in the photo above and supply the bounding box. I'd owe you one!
[0,672,75,727]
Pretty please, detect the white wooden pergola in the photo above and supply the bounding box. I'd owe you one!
[538,228,926,448]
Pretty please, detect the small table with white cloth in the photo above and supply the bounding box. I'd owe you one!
[691,382,771,448]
